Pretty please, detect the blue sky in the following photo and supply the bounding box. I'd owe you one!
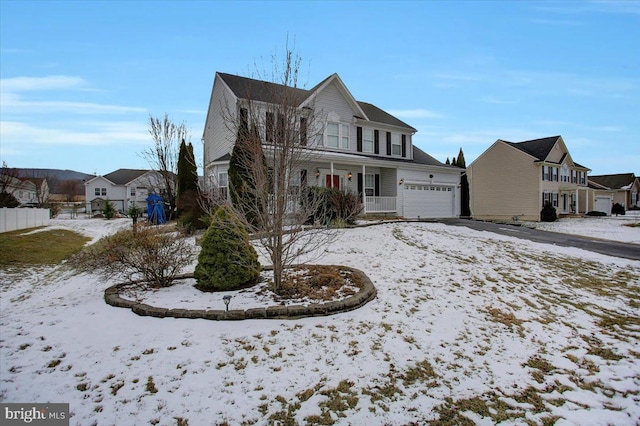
[1,0,638,176]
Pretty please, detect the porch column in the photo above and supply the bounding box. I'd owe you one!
[330,162,334,188]
[575,189,579,214]
[362,164,366,214]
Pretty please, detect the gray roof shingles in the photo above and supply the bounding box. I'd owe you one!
[589,173,636,189]
[103,169,149,185]
[218,72,415,131]
[503,136,560,161]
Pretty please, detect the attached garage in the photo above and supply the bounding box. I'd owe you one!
[402,183,456,218]
[594,196,612,215]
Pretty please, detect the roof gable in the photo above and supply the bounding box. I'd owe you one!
[301,73,369,121]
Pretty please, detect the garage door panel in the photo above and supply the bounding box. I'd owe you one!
[403,184,454,218]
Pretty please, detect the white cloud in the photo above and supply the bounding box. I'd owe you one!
[0,120,149,146]
[2,94,147,114]
[0,75,88,92]
[387,108,443,119]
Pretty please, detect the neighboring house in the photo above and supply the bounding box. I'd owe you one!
[588,173,638,211]
[202,72,462,219]
[467,136,591,221]
[84,169,170,214]
[0,174,38,206]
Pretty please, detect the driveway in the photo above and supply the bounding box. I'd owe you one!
[439,218,640,261]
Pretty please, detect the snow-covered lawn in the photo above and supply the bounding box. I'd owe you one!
[1,218,639,425]
[528,211,640,244]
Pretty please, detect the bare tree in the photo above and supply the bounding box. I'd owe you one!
[222,44,335,291]
[0,161,19,194]
[59,179,83,217]
[141,114,189,219]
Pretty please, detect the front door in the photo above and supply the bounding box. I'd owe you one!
[325,174,340,189]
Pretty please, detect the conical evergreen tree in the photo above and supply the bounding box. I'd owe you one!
[456,148,466,168]
[194,205,261,291]
[445,157,450,165]
[229,120,266,228]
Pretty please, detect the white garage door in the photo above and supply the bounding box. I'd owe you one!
[403,184,455,218]
[594,196,611,214]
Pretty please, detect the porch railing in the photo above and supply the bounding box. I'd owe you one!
[365,196,397,213]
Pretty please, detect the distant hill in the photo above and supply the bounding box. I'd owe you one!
[15,168,95,182]
[12,168,95,194]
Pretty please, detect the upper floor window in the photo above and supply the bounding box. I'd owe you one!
[391,134,402,156]
[95,188,107,196]
[130,187,136,197]
[218,172,228,200]
[363,129,374,153]
[326,122,340,148]
[560,164,569,182]
[341,124,349,149]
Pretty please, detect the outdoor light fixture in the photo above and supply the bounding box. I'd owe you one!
[315,168,320,178]
[223,295,231,312]
[347,172,353,181]
[399,179,404,185]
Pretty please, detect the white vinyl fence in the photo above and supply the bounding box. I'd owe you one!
[0,208,50,233]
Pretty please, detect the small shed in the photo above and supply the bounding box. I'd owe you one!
[146,193,166,225]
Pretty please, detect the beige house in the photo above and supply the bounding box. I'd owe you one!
[467,136,590,221]
[588,173,639,212]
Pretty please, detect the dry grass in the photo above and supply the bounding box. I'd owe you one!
[0,228,90,267]
[273,265,361,301]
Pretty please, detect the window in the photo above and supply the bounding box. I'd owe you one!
[101,188,107,196]
[391,134,401,156]
[365,174,375,196]
[542,191,558,207]
[218,172,228,199]
[342,124,349,149]
[326,122,339,148]
[552,167,558,182]
[95,188,100,196]
[130,187,136,197]
[561,164,569,182]
[363,129,374,153]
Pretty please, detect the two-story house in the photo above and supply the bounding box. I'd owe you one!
[84,169,170,214]
[203,72,462,219]
[467,136,591,221]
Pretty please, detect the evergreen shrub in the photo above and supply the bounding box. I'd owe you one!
[540,202,557,222]
[194,205,260,291]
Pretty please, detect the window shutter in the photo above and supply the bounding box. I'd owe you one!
[374,174,380,196]
[386,132,391,155]
[374,130,379,154]
[300,117,307,146]
[357,173,363,197]
[357,127,362,152]
[266,112,274,142]
[401,135,407,157]
[240,108,249,136]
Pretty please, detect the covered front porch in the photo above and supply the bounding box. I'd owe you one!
[558,186,590,216]
[305,159,398,215]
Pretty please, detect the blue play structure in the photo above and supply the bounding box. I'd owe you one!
[146,193,167,225]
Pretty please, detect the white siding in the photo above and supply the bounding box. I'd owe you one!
[203,74,236,169]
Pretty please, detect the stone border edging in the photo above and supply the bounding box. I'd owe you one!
[104,265,377,320]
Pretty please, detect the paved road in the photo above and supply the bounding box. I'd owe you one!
[438,218,640,261]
